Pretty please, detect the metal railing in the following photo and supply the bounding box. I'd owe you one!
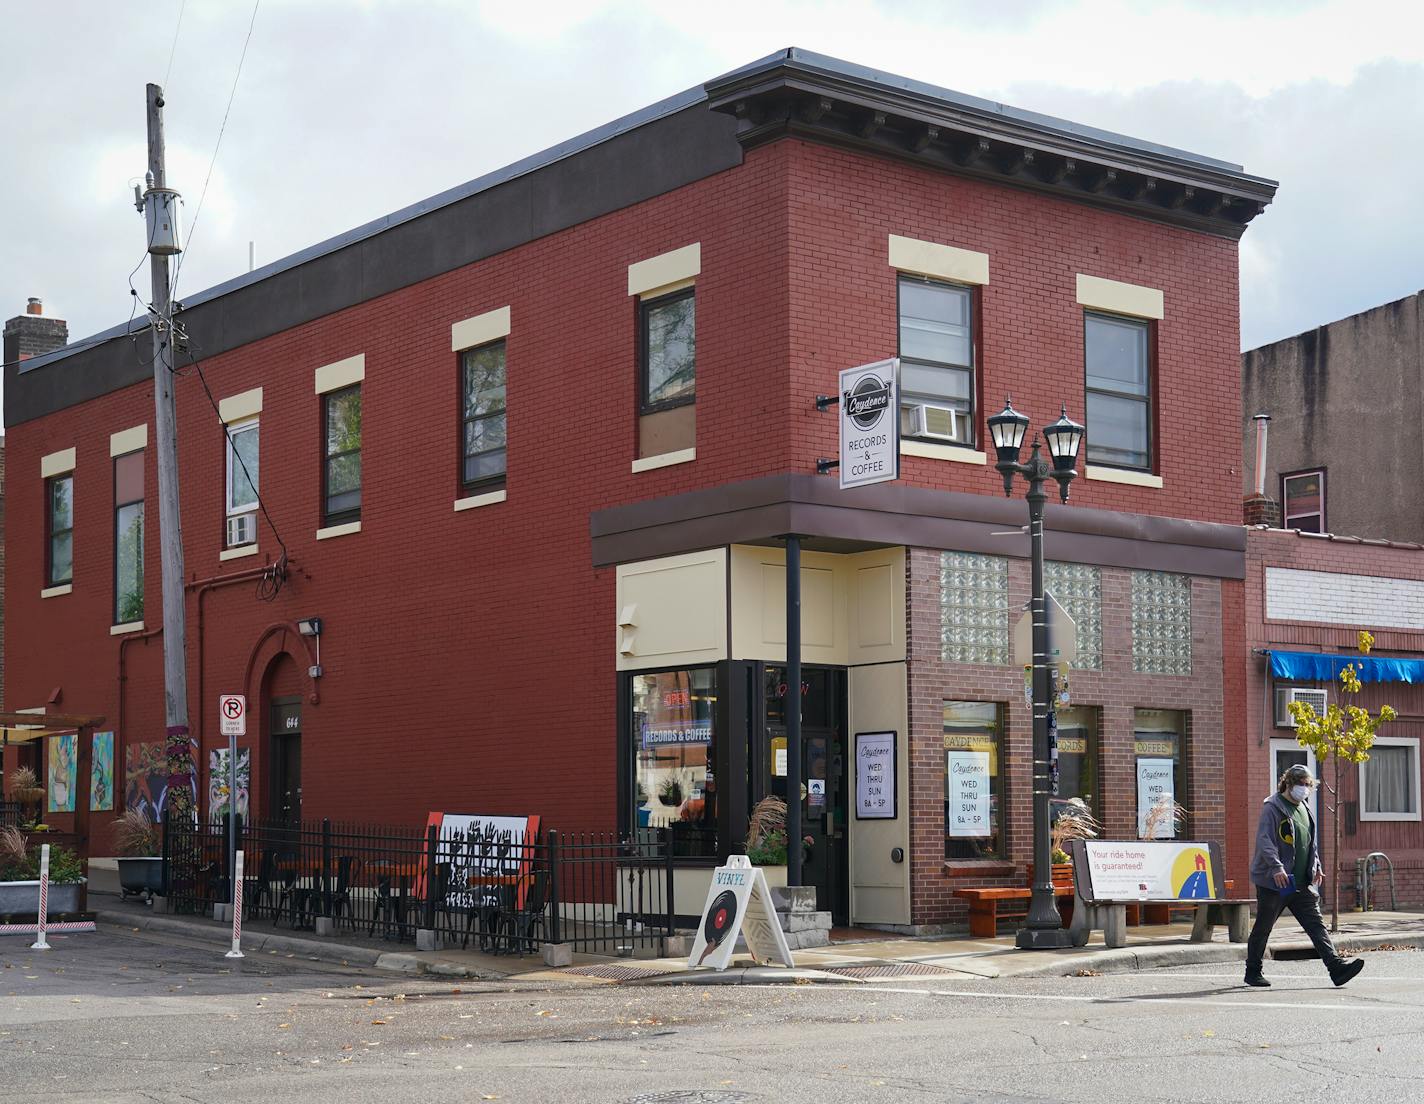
[161,813,675,956]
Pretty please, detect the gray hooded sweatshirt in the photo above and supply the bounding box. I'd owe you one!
[1250,791,1322,890]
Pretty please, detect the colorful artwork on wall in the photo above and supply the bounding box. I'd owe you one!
[47,733,77,813]
[208,748,251,822]
[91,731,115,811]
[124,738,198,821]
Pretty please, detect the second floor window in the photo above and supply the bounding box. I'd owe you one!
[226,420,259,547]
[47,474,74,587]
[323,385,362,525]
[1282,470,1325,533]
[1085,312,1152,470]
[113,451,144,624]
[899,276,974,445]
[639,288,695,413]
[461,340,507,491]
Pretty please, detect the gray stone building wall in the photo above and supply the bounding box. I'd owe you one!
[1242,290,1424,542]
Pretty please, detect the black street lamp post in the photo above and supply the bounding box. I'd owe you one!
[988,399,1085,950]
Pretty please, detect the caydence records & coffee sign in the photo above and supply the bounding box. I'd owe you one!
[838,357,900,490]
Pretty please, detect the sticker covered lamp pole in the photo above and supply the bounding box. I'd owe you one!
[988,399,1084,950]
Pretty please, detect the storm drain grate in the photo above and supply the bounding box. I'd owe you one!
[558,963,674,982]
[824,962,962,979]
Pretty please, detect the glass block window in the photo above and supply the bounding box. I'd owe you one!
[940,552,1010,665]
[1131,571,1193,675]
[1045,561,1101,669]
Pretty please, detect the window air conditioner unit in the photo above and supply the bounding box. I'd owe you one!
[226,512,256,548]
[906,402,961,442]
[1275,686,1328,727]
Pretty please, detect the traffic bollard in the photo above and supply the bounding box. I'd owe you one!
[30,844,51,951]
[225,850,245,959]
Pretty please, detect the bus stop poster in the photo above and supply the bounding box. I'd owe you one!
[1082,840,1218,900]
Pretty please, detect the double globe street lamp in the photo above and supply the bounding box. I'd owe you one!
[987,399,1086,950]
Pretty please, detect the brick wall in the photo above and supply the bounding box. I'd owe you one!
[784,140,1243,525]
[4,131,1247,858]
[906,547,1229,928]
[1244,528,1424,906]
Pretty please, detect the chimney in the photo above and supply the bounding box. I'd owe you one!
[1243,412,1282,527]
[3,298,69,366]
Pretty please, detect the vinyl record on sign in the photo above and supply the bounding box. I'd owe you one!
[697,890,740,964]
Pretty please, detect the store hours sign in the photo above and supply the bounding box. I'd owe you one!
[855,731,897,819]
[838,358,900,490]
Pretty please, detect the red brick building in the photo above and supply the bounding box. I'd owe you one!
[3,50,1276,929]
[1242,527,1424,907]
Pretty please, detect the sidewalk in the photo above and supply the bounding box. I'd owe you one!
[90,888,1424,987]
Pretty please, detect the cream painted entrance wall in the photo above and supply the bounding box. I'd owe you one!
[847,661,911,924]
[729,545,905,666]
[613,543,910,927]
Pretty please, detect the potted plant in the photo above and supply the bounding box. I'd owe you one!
[0,826,85,917]
[1047,798,1102,886]
[7,766,46,830]
[745,795,788,888]
[658,777,685,808]
[113,808,165,903]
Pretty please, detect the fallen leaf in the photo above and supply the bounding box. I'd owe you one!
[371,1020,388,1026]
[278,1024,291,1030]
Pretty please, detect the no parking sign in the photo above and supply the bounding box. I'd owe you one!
[219,694,247,737]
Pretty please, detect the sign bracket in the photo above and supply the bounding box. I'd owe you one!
[816,458,840,474]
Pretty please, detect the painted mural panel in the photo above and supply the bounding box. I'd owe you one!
[124,739,198,821]
[208,748,251,822]
[47,733,77,813]
[91,731,115,811]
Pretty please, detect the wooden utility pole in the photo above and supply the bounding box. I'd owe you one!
[144,82,194,820]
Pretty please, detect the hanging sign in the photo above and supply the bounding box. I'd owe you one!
[854,730,897,819]
[947,750,992,837]
[837,357,899,490]
[687,855,794,971]
[1136,759,1176,839]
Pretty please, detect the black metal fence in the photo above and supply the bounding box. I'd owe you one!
[162,813,675,957]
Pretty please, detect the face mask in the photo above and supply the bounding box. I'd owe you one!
[1290,784,1311,803]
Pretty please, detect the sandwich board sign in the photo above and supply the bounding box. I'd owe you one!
[837,357,899,490]
[687,854,794,970]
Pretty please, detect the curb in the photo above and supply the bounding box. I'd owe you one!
[1005,930,1424,978]
[624,966,863,987]
[93,908,508,978]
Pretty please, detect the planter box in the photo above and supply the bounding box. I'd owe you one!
[0,879,84,917]
[116,857,165,900]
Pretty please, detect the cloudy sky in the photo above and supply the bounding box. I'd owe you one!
[6,0,1423,363]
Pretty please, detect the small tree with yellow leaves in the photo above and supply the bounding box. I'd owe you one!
[1288,630,1397,931]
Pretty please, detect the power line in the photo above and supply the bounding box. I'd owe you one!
[162,0,187,90]
[173,321,291,594]
[171,0,260,304]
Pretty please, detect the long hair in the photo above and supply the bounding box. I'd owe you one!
[1278,764,1312,794]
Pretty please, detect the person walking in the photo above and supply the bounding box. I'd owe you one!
[1244,763,1364,988]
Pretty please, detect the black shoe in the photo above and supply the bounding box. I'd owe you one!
[1331,959,1365,987]
[1244,972,1271,988]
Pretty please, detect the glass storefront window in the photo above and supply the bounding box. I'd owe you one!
[632,668,717,857]
[944,701,1004,859]
[1053,706,1100,817]
[1134,708,1187,838]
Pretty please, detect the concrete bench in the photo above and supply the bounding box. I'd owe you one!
[953,885,1074,938]
[1067,840,1252,949]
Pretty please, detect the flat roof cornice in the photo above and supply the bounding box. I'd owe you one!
[706,48,1277,240]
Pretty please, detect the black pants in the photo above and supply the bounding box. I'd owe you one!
[1246,884,1344,975]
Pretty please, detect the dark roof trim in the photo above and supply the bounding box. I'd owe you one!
[589,473,1247,580]
[707,48,1277,240]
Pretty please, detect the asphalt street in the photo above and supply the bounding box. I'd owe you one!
[2,928,1420,1103]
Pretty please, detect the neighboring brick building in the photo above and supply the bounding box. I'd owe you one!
[1243,527,1424,906]
[3,49,1275,930]
[1242,289,1424,542]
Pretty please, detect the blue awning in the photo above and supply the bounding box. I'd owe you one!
[1267,650,1424,684]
